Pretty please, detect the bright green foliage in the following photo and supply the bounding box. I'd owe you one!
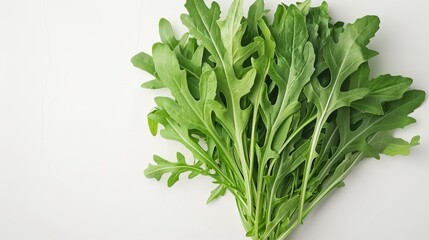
[132,0,425,239]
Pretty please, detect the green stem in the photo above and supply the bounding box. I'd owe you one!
[248,84,266,232]
[236,139,253,222]
[253,160,267,237]
[298,115,325,222]
[276,147,369,240]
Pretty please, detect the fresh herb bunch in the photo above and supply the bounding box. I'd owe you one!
[132,0,425,239]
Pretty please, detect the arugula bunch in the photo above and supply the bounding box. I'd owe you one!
[132,0,425,239]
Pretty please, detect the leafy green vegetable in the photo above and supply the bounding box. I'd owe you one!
[132,0,425,239]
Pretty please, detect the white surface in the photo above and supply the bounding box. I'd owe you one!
[0,0,428,239]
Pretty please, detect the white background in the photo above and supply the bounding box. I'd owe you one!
[0,0,428,239]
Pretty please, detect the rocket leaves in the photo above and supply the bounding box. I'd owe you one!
[133,0,425,239]
[144,153,204,187]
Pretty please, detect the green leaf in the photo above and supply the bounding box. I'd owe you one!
[207,184,227,204]
[181,0,225,61]
[132,52,165,89]
[152,43,215,132]
[217,0,243,54]
[131,52,156,75]
[245,0,267,42]
[383,135,420,156]
[297,0,311,15]
[145,153,204,187]
[181,0,257,139]
[265,4,315,152]
[141,79,164,89]
[306,1,331,76]
[147,112,159,136]
[316,90,425,181]
[159,18,179,49]
[147,108,236,188]
[350,63,413,115]
[305,16,380,118]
